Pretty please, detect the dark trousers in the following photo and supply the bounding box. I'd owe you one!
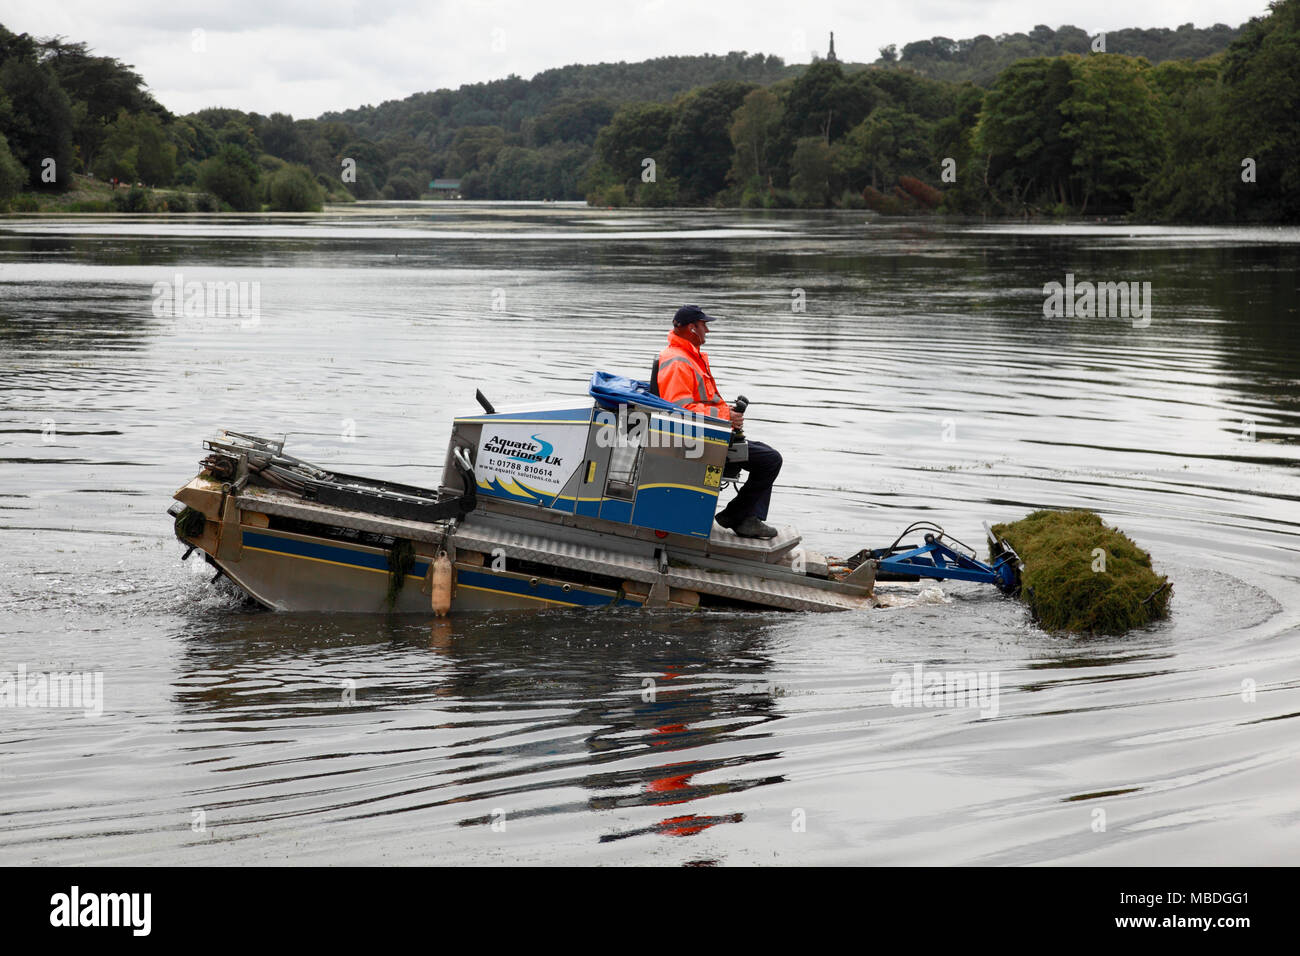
[716,440,782,523]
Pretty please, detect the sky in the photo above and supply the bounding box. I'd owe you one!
[0,0,1273,118]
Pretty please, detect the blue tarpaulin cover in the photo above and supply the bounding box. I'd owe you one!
[588,370,686,416]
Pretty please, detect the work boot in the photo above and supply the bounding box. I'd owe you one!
[733,516,778,539]
[714,511,738,530]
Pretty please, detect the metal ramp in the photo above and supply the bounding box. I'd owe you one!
[454,516,872,612]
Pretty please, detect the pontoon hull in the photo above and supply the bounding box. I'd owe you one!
[171,474,879,615]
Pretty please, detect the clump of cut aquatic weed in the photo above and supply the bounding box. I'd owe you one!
[174,506,206,540]
[386,538,416,608]
[989,509,1171,635]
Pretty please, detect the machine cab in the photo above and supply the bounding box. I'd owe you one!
[441,372,732,538]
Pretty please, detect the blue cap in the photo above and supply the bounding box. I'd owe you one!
[673,304,718,326]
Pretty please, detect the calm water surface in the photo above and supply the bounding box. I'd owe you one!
[1,204,1297,865]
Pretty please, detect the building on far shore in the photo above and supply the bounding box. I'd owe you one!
[429,178,462,199]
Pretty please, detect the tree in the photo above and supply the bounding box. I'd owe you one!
[0,50,75,189]
[779,60,848,142]
[790,136,834,205]
[448,126,504,176]
[531,97,614,146]
[1060,55,1165,213]
[594,102,673,182]
[666,81,756,202]
[1134,73,1234,221]
[973,57,1075,208]
[267,163,323,210]
[729,87,783,188]
[0,131,26,202]
[94,110,176,185]
[216,118,261,155]
[841,106,931,192]
[381,167,424,199]
[198,144,259,210]
[1221,0,1300,219]
[931,83,985,211]
[258,113,305,162]
[41,38,164,170]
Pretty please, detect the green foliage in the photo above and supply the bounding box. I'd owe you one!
[974,57,1075,209]
[780,61,850,141]
[159,191,191,213]
[729,88,783,188]
[530,97,615,146]
[990,509,1172,635]
[65,199,113,212]
[932,84,985,212]
[198,144,260,211]
[448,125,504,176]
[587,182,628,207]
[666,81,756,202]
[0,38,75,189]
[41,37,166,171]
[789,136,834,205]
[0,12,1289,219]
[381,166,424,200]
[324,52,790,147]
[267,163,323,211]
[0,130,25,200]
[1060,56,1165,213]
[258,113,305,163]
[595,102,673,184]
[484,143,587,200]
[636,175,681,207]
[840,105,932,194]
[112,185,150,212]
[216,118,261,155]
[1133,61,1234,221]
[94,110,176,185]
[877,23,1240,86]
[1221,0,1300,220]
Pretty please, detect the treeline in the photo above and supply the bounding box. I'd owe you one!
[0,25,347,211]
[587,0,1299,221]
[0,31,793,209]
[3,5,1294,222]
[873,22,1241,86]
[321,52,792,200]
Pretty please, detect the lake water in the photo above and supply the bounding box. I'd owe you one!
[1,203,1297,865]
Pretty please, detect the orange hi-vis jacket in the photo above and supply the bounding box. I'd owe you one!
[656,329,732,421]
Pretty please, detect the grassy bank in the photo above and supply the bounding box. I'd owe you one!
[4,173,356,214]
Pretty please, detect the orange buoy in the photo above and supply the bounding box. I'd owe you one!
[431,551,453,617]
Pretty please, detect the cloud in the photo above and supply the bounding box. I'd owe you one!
[0,0,1269,117]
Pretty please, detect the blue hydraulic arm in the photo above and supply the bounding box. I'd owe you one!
[872,528,1021,594]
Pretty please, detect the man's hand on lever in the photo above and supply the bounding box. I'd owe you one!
[730,394,749,434]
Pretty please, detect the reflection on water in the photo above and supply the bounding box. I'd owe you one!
[161,612,784,858]
[1,206,1298,865]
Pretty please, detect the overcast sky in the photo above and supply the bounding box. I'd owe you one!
[0,0,1271,118]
